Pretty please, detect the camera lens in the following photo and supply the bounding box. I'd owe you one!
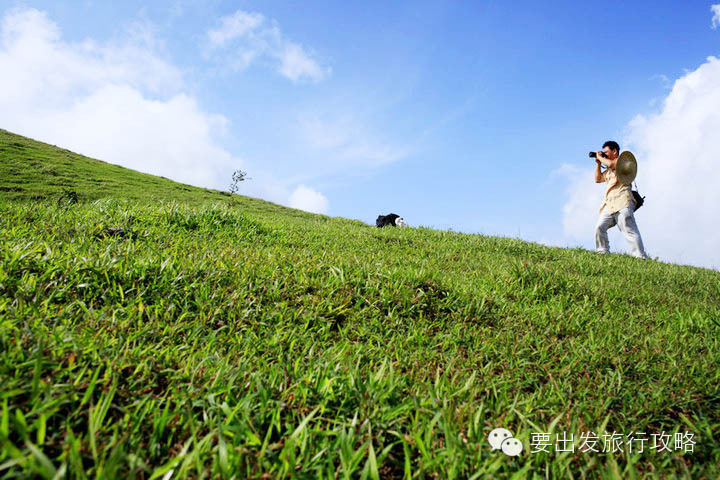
[589,151,597,158]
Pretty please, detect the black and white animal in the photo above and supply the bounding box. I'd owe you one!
[376,213,405,228]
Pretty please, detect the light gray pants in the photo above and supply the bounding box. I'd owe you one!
[595,206,647,259]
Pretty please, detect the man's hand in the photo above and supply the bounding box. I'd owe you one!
[596,151,616,169]
[594,158,605,183]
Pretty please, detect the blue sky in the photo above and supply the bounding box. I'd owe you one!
[2,1,720,268]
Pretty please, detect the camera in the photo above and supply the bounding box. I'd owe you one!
[589,151,608,159]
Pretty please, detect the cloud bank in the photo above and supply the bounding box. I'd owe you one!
[288,185,329,214]
[560,56,720,269]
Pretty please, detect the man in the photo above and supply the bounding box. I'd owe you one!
[593,140,647,259]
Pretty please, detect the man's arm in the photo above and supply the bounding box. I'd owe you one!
[594,159,605,183]
[596,152,617,169]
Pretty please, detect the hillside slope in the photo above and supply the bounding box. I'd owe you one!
[1,129,719,478]
[0,128,324,221]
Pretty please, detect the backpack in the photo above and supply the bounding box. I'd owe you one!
[632,182,645,211]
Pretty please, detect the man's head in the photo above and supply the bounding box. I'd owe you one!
[602,140,620,159]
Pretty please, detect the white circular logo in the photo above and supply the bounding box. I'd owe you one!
[501,437,523,456]
[488,428,513,450]
[488,427,523,456]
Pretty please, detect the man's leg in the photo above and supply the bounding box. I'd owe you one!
[617,206,647,259]
[595,209,616,254]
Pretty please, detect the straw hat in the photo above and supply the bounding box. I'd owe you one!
[616,151,637,185]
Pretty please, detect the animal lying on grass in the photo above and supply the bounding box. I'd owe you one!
[376,213,405,228]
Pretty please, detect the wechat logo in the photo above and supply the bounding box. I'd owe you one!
[488,428,523,456]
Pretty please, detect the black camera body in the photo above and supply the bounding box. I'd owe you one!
[589,151,608,159]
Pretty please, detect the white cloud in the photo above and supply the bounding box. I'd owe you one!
[206,10,330,83]
[712,4,720,29]
[278,42,327,83]
[0,7,329,213]
[288,184,329,214]
[208,10,264,47]
[0,8,182,111]
[560,56,720,269]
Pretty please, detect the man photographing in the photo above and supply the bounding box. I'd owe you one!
[593,140,647,259]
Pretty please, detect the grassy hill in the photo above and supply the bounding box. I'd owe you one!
[1,128,719,479]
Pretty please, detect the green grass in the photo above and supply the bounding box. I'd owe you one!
[1,128,719,479]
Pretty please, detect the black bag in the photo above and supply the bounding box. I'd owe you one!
[632,182,644,211]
